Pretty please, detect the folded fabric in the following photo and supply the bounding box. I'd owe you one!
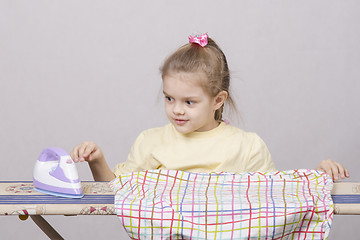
[110,169,333,240]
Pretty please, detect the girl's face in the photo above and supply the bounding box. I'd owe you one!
[163,72,225,134]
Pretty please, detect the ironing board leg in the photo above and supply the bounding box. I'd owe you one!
[30,215,64,240]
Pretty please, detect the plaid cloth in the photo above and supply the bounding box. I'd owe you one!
[110,169,333,240]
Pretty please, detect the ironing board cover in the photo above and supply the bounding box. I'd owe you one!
[110,169,333,240]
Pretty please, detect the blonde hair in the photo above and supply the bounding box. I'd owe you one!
[160,36,236,121]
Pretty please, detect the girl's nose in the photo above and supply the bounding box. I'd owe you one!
[173,103,185,115]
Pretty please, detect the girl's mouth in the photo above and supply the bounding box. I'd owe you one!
[174,119,188,125]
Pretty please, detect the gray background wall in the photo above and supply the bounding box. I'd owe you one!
[1,1,359,239]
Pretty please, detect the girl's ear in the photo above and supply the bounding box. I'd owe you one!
[214,91,228,110]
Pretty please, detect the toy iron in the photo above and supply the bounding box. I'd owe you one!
[33,147,84,198]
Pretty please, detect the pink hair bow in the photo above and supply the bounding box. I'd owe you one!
[188,33,208,47]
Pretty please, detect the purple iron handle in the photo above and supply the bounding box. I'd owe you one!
[38,147,69,162]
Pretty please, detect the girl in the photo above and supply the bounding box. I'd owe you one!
[71,33,349,182]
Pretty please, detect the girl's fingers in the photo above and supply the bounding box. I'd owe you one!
[70,142,100,163]
[335,162,350,180]
[332,167,339,181]
[323,163,335,181]
[316,159,350,182]
[81,142,98,162]
[70,145,80,162]
[80,143,92,161]
[327,161,349,181]
[336,163,346,179]
[345,168,350,178]
[73,142,92,162]
[76,143,86,162]
[331,163,341,181]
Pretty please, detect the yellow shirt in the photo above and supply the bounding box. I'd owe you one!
[113,122,277,176]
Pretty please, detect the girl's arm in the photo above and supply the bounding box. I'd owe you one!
[71,141,116,181]
[316,159,350,181]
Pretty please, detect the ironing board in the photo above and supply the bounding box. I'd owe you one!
[0,181,359,239]
[0,181,114,239]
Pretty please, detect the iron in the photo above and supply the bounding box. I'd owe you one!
[33,147,84,198]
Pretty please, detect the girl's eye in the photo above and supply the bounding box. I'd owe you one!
[165,96,174,102]
[186,100,195,105]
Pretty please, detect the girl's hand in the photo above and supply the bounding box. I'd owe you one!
[70,141,104,163]
[70,142,115,181]
[316,159,350,181]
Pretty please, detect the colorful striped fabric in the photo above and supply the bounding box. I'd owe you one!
[110,169,333,239]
